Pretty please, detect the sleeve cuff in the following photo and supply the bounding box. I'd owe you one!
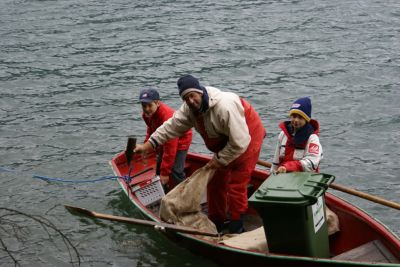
[149,137,159,149]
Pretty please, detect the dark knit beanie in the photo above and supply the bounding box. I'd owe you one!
[289,97,312,122]
[177,75,204,99]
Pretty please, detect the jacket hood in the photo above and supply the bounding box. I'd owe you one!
[204,86,223,109]
[279,119,319,135]
[279,119,320,146]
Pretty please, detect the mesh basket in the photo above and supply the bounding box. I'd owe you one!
[131,176,165,206]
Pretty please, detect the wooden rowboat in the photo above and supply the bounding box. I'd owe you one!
[110,151,400,267]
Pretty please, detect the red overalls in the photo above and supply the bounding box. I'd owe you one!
[196,99,266,223]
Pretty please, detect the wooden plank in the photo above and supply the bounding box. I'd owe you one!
[332,240,399,263]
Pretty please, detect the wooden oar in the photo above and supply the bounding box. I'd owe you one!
[257,159,272,168]
[64,205,219,237]
[327,183,400,210]
[256,159,400,210]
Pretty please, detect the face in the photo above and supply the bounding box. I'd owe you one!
[141,100,160,117]
[183,91,203,112]
[290,113,307,131]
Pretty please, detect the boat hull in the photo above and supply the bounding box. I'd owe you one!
[110,151,400,267]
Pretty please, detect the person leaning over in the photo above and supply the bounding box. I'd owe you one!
[135,75,266,234]
[138,87,192,187]
[271,97,322,174]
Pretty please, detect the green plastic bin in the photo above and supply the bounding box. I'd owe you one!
[248,172,335,257]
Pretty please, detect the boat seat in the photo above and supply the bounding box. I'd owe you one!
[332,240,399,263]
[219,227,268,252]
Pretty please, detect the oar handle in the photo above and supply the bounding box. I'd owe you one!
[125,136,137,166]
[329,183,400,210]
[256,159,400,211]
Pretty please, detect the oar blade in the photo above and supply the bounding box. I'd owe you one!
[65,204,97,217]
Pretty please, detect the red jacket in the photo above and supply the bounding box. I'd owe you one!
[142,102,192,176]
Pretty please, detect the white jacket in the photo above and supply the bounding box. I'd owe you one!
[271,120,323,173]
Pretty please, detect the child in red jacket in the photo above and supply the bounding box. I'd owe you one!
[139,88,192,186]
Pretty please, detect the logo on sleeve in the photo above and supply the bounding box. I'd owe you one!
[309,143,320,154]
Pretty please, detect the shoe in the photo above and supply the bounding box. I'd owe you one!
[214,220,230,234]
[228,220,245,234]
[215,222,225,233]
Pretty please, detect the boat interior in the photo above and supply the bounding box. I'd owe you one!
[148,200,399,264]
[114,151,400,265]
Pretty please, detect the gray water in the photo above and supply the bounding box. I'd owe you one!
[1,0,399,266]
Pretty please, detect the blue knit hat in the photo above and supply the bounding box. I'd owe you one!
[289,97,312,122]
[177,75,204,99]
[139,87,160,103]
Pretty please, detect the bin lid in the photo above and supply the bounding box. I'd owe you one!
[249,172,335,206]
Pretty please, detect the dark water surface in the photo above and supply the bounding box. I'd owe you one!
[1,0,399,266]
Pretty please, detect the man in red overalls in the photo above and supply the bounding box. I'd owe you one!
[135,75,266,233]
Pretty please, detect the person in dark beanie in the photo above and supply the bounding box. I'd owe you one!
[271,97,323,174]
[138,87,192,187]
[135,75,266,234]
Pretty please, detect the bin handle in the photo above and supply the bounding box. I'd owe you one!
[299,184,325,203]
[255,188,268,199]
[299,174,335,203]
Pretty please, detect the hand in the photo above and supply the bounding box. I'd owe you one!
[160,175,169,185]
[134,142,153,153]
[206,157,224,169]
[276,166,287,173]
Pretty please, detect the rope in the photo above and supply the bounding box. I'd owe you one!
[0,167,14,173]
[1,166,131,184]
[32,175,121,183]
